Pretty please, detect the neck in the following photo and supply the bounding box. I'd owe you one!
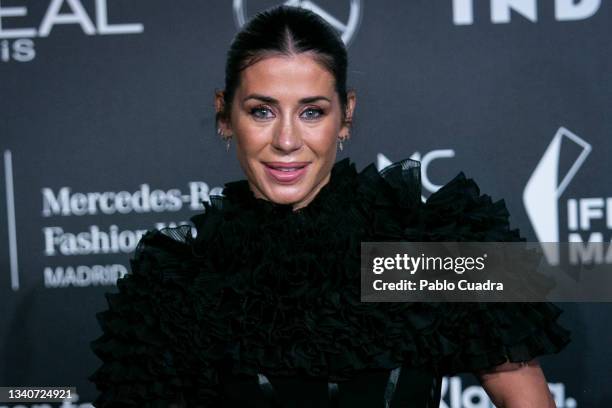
[248,171,333,212]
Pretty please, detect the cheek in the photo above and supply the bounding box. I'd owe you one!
[233,118,270,153]
[305,121,339,152]
[238,131,268,153]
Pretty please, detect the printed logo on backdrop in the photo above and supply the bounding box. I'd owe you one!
[439,376,578,408]
[39,181,224,289]
[2,149,223,291]
[440,376,577,408]
[377,150,456,202]
[451,0,601,24]
[0,0,144,63]
[523,127,611,265]
[380,132,610,268]
[232,0,363,46]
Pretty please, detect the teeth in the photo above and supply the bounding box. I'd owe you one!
[269,166,303,171]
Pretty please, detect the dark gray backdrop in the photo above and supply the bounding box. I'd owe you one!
[1,1,611,407]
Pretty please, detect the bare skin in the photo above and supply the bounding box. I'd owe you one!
[215,53,356,211]
[215,53,556,407]
[477,359,556,407]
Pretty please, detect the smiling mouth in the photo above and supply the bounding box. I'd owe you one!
[263,162,310,184]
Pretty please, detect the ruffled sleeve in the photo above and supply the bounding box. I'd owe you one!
[88,227,220,407]
[380,159,572,376]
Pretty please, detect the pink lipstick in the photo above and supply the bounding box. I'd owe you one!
[263,161,310,184]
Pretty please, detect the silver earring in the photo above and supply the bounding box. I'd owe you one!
[338,137,345,151]
[218,128,231,152]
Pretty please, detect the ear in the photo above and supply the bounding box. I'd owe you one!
[214,90,232,135]
[340,90,356,139]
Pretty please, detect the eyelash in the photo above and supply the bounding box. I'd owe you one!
[249,106,324,120]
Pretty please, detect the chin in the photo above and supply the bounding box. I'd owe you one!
[258,182,306,204]
[267,190,307,206]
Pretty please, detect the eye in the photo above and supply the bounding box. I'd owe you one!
[301,107,324,120]
[249,106,274,120]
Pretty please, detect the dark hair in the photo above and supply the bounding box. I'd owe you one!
[217,5,351,127]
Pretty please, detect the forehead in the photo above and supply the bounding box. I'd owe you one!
[238,53,336,99]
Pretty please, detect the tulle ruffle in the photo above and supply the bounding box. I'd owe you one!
[89,157,571,406]
[88,233,190,407]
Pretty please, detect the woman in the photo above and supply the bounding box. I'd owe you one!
[89,6,571,407]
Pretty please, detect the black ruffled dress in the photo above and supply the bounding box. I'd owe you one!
[89,157,571,408]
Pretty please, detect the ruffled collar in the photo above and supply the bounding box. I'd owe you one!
[189,157,423,245]
[183,157,435,381]
[160,156,566,386]
[218,157,360,218]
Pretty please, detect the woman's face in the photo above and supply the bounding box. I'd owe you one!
[216,53,356,211]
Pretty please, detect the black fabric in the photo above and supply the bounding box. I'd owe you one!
[89,157,571,407]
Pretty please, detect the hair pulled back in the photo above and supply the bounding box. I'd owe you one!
[217,5,350,126]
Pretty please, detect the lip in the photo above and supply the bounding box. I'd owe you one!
[263,161,310,184]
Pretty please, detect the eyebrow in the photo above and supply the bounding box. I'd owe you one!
[242,93,331,104]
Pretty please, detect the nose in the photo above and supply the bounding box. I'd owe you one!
[271,117,303,154]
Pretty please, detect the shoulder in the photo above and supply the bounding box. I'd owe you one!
[96,225,200,347]
[355,157,423,215]
[378,158,422,201]
[425,167,525,242]
[133,225,193,261]
[430,170,524,241]
[124,225,197,287]
[384,159,524,242]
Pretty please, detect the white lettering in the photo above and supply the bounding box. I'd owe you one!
[39,0,96,37]
[452,0,600,24]
[452,0,474,25]
[42,225,148,255]
[44,263,128,287]
[568,238,612,265]
[95,0,143,35]
[40,183,212,216]
[491,0,537,23]
[555,0,601,21]
[189,182,211,210]
[0,0,145,40]
[567,198,578,231]
[0,2,36,38]
[579,198,604,230]
[420,150,456,193]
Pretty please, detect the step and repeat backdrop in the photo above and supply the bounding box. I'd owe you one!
[1,1,611,407]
